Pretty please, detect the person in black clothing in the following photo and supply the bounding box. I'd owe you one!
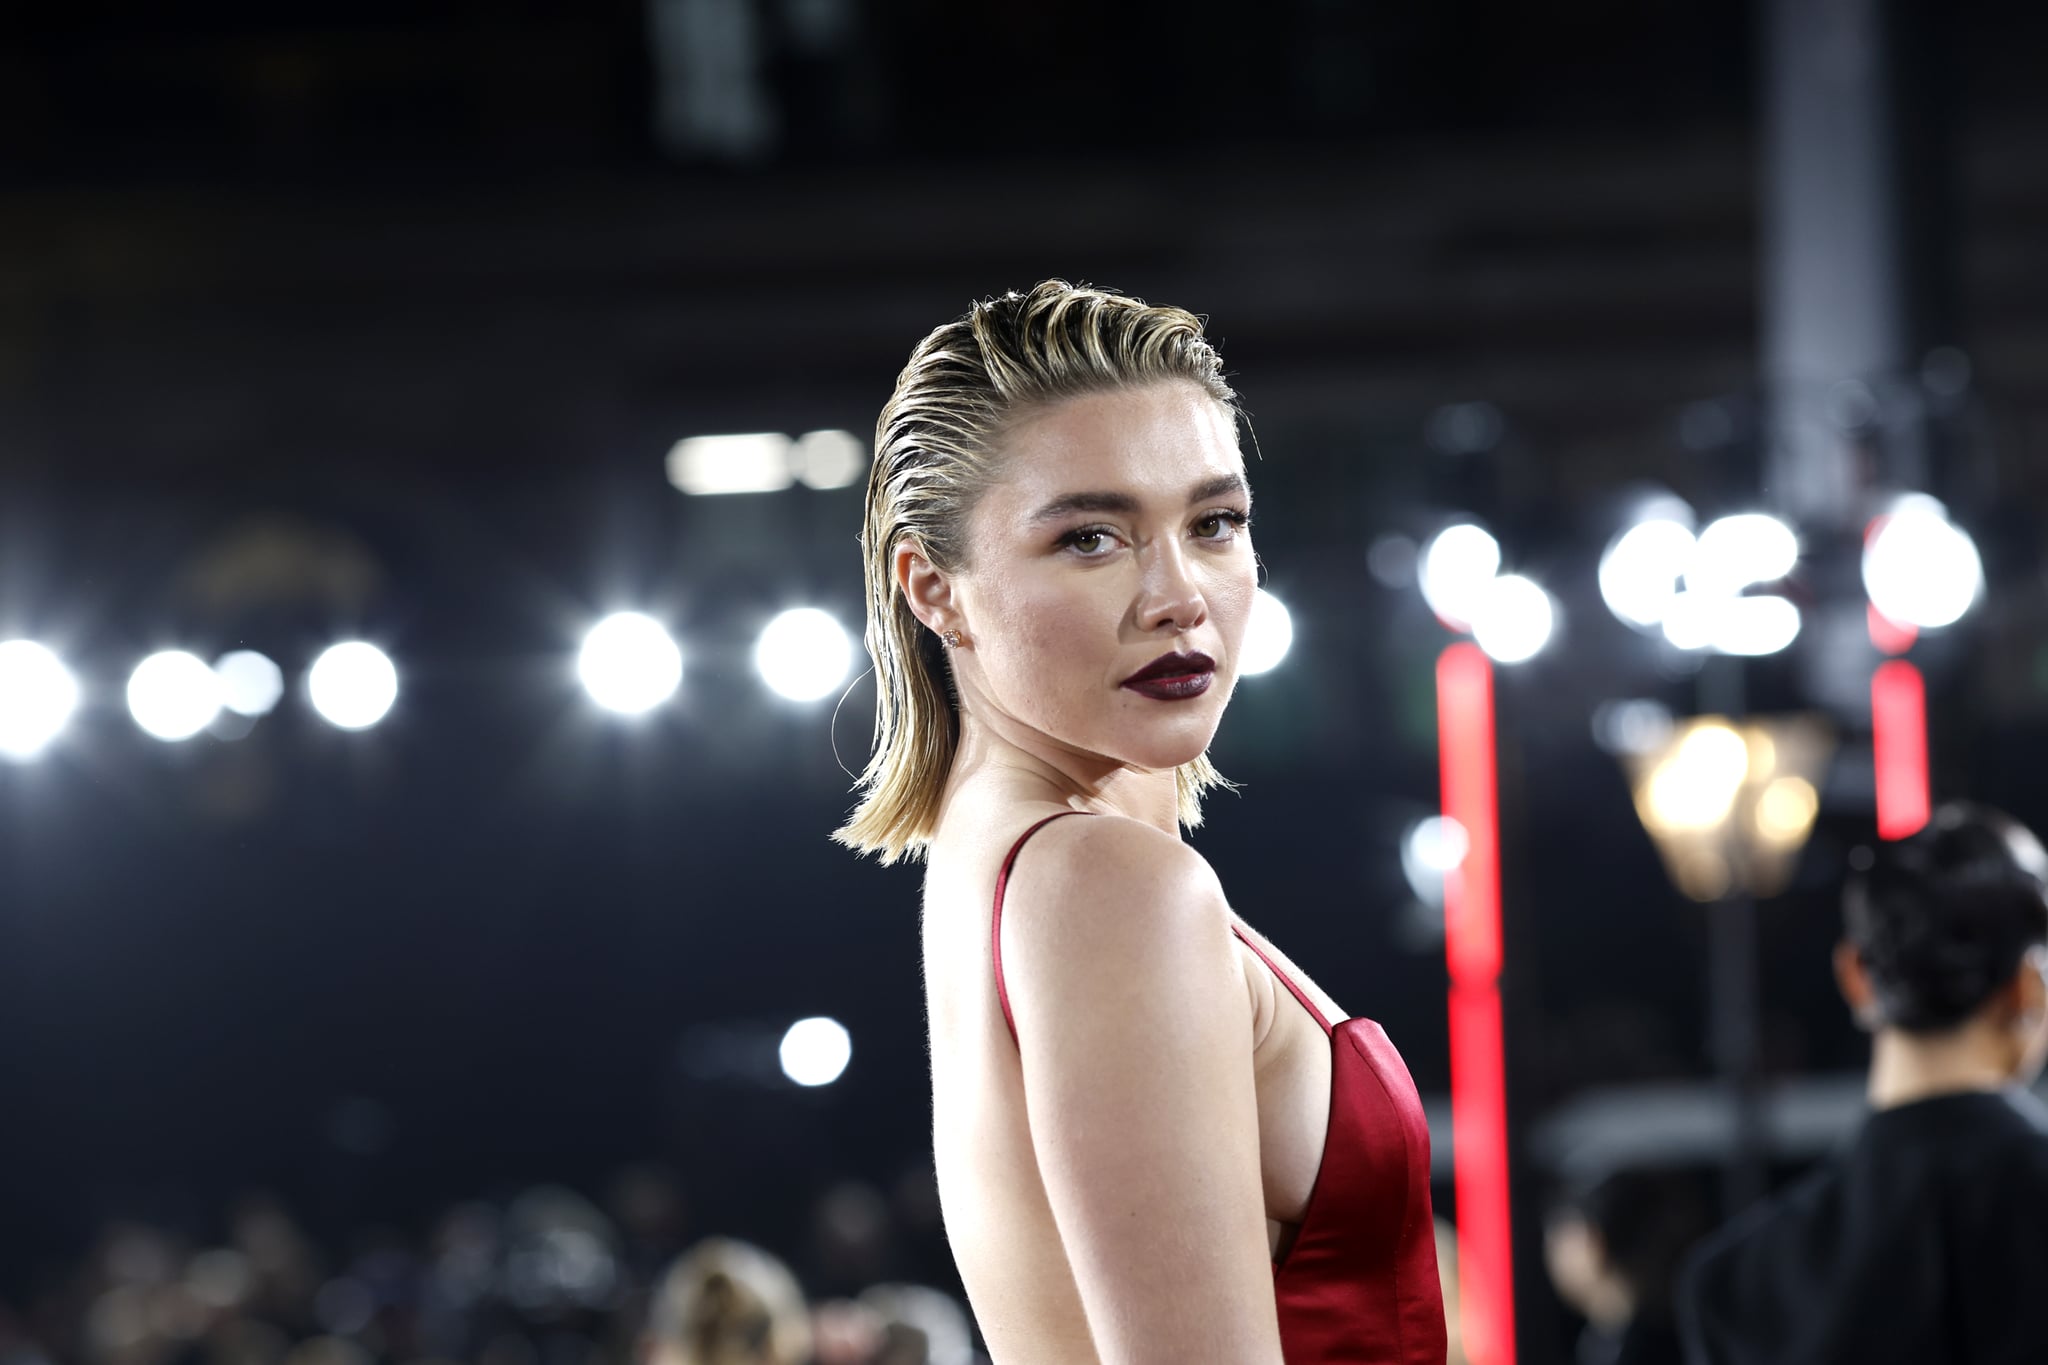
[1677,802,2048,1364]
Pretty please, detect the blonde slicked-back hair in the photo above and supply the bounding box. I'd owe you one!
[833,280,1242,864]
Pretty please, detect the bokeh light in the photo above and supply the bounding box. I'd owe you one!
[1755,775,1820,847]
[1418,524,1501,630]
[1661,593,1802,656]
[128,651,223,742]
[1599,519,1696,629]
[792,430,868,490]
[1687,514,1799,597]
[1239,589,1294,676]
[666,433,794,495]
[214,650,285,718]
[579,613,684,715]
[1401,815,1470,907]
[779,1017,852,1087]
[1639,722,1750,834]
[754,608,854,703]
[308,643,399,730]
[1470,574,1554,664]
[1862,496,1982,629]
[0,640,80,762]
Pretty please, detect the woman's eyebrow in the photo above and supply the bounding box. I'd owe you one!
[1027,490,1140,525]
[1027,474,1252,527]
[1189,472,1252,506]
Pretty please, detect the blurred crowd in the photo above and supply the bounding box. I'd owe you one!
[0,1177,977,1365]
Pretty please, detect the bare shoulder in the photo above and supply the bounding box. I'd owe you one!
[1000,814,1226,945]
[997,814,1242,1038]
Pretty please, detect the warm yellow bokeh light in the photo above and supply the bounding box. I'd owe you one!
[1744,729,1777,781]
[1755,775,1820,847]
[1639,721,1750,834]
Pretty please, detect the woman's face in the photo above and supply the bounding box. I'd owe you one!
[950,380,1257,776]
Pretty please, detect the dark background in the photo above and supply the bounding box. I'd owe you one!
[5,2,2048,1359]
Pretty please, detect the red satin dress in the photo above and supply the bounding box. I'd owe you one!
[992,812,1448,1364]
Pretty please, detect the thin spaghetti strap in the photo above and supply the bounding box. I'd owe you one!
[991,811,1091,1049]
[1230,926,1334,1036]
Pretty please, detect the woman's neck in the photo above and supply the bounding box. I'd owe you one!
[945,710,1181,835]
[1867,1025,2016,1110]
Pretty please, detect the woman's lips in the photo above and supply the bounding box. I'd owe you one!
[1121,672,1214,701]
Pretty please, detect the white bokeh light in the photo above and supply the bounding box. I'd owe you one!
[1688,514,1799,597]
[1470,574,1554,664]
[308,642,399,730]
[1599,519,1697,629]
[1863,496,1982,630]
[754,608,854,703]
[1239,589,1294,676]
[780,1017,852,1087]
[213,650,285,718]
[1662,593,1801,656]
[0,640,80,761]
[1418,524,1501,630]
[792,430,868,490]
[1400,815,1470,908]
[579,613,684,715]
[128,651,223,742]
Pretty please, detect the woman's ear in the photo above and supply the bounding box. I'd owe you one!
[1834,941,1882,1031]
[892,539,957,635]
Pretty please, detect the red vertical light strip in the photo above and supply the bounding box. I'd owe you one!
[1439,645,1502,983]
[1872,659,1930,840]
[1437,642,1515,1365]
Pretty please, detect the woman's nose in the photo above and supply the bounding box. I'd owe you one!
[1136,543,1208,634]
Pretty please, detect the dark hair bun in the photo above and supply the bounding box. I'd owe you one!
[1845,803,2048,1031]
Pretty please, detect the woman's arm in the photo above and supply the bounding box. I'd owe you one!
[1001,815,1283,1365]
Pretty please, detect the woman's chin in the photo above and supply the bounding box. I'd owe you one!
[1115,728,1221,773]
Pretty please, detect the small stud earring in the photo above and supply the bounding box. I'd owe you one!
[941,629,962,649]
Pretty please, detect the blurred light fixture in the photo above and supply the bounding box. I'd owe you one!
[579,613,684,715]
[666,433,795,495]
[1470,574,1554,665]
[213,650,285,718]
[128,651,223,742]
[1862,495,1982,630]
[754,608,854,703]
[792,430,868,490]
[1599,519,1697,629]
[1638,722,1750,835]
[1623,713,1833,901]
[1754,775,1820,848]
[1661,593,1802,656]
[1686,514,1799,598]
[1239,588,1294,676]
[1418,524,1501,631]
[308,642,398,730]
[0,640,80,761]
[1400,815,1470,907]
[780,1017,852,1087]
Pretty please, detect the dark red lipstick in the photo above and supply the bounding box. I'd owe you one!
[1121,651,1216,701]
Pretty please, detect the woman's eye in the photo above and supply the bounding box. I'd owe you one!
[1195,510,1251,540]
[1058,527,1116,556]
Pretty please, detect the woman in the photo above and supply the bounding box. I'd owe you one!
[835,281,1446,1364]
[1678,802,2048,1363]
